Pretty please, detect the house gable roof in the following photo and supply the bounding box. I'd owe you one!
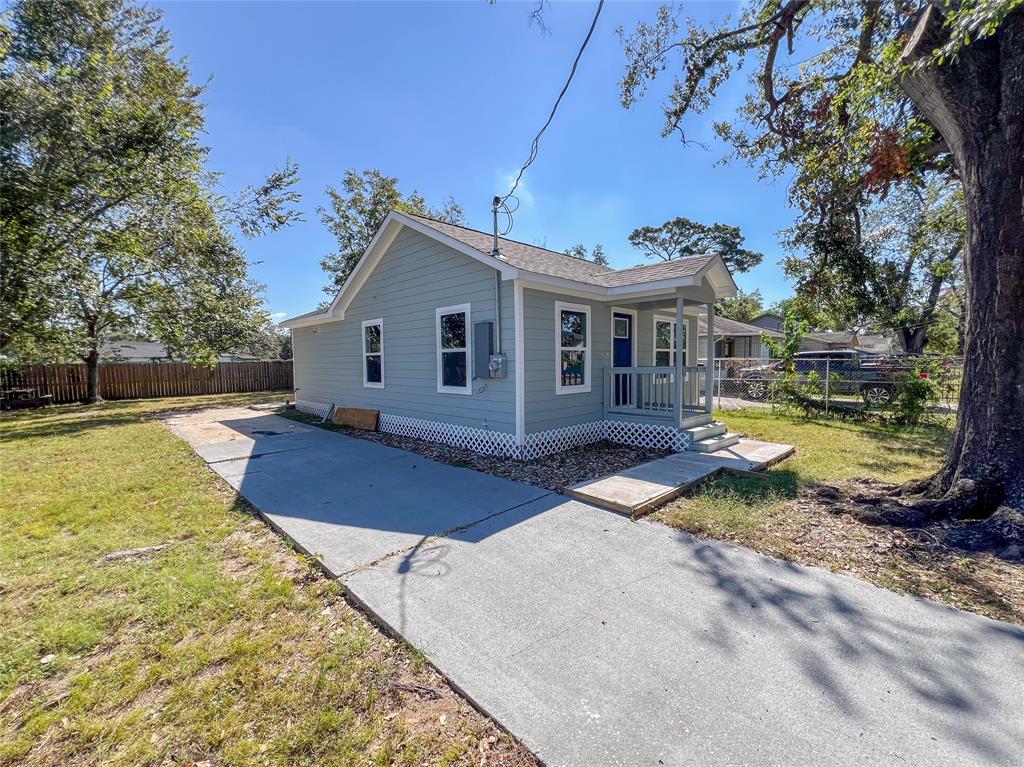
[282,211,738,328]
[403,213,615,283]
[696,315,784,337]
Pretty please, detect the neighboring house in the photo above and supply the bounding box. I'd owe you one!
[751,313,895,355]
[800,331,857,352]
[697,315,783,360]
[100,340,260,363]
[749,312,785,333]
[855,334,895,355]
[798,331,893,354]
[281,211,739,459]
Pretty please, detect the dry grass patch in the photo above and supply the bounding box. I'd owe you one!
[654,408,1023,626]
[0,393,536,766]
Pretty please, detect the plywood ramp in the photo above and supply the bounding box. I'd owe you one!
[566,439,794,517]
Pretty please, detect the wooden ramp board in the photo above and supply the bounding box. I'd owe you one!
[566,453,722,517]
[565,439,795,517]
[697,438,795,472]
[332,407,379,430]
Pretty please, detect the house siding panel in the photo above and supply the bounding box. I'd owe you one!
[523,288,611,433]
[292,228,515,432]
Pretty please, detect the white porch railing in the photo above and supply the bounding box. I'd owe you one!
[604,366,708,424]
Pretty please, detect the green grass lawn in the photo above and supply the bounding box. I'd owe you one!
[657,407,953,538]
[0,394,531,767]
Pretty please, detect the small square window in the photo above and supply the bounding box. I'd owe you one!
[613,317,629,339]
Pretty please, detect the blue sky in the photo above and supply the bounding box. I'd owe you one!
[155,0,797,320]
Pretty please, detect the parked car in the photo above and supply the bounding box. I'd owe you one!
[737,350,906,407]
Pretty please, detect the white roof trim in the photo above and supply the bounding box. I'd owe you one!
[279,312,343,329]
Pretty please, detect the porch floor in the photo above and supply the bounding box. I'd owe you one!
[566,439,794,517]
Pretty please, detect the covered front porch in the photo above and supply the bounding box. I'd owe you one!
[600,290,734,451]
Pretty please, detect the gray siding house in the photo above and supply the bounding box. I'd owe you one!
[282,211,738,458]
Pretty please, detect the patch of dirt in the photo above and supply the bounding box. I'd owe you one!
[728,479,1024,625]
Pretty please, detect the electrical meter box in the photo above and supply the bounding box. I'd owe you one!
[488,354,507,379]
[472,321,506,379]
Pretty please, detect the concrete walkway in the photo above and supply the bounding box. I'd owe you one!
[167,407,1024,767]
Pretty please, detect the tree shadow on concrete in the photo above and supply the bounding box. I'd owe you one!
[665,530,1024,764]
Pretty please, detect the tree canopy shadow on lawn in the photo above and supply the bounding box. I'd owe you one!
[0,393,288,442]
[664,530,1024,765]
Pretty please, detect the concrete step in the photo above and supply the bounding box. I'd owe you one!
[688,432,741,453]
[682,421,726,443]
[679,413,714,429]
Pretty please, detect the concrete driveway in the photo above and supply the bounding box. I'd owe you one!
[167,406,1024,767]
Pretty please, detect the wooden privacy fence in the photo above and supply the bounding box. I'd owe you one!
[1,360,293,403]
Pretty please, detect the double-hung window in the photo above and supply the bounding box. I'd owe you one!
[436,304,472,394]
[555,301,591,394]
[654,316,677,367]
[362,318,384,388]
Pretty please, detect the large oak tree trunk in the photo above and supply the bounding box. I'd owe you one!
[900,7,1024,515]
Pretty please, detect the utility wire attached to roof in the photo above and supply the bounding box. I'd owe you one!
[496,0,605,237]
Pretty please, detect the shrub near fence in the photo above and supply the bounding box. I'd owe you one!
[0,360,293,403]
[706,355,962,417]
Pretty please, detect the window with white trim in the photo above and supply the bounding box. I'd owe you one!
[362,318,384,388]
[436,304,472,394]
[654,316,676,367]
[556,301,591,394]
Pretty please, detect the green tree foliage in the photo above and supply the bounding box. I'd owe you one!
[715,288,764,323]
[618,1,1024,513]
[319,169,464,294]
[0,0,301,400]
[781,175,965,353]
[563,243,609,266]
[627,216,763,273]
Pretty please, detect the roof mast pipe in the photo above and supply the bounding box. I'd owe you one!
[491,195,501,257]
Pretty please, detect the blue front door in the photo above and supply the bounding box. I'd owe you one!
[612,312,633,406]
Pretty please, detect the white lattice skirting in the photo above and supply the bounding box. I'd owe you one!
[605,420,691,453]
[295,399,333,420]
[292,402,691,459]
[378,413,519,457]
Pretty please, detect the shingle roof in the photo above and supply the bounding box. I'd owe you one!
[405,214,612,283]
[805,331,856,344]
[100,340,260,361]
[101,340,170,359]
[592,255,716,287]
[405,213,715,288]
[697,315,783,337]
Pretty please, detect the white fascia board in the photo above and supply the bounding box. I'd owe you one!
[517,274,702,301]
[279,313,344,329]
[694,255,739,297]
[327,216,404,316]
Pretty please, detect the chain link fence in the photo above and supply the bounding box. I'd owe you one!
[703,353,963,418]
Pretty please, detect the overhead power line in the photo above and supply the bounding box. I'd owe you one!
[497,0,605,234]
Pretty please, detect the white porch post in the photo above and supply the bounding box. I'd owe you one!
[705,302,715,414]
[686,314,698,406]
[674,291,685,427]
